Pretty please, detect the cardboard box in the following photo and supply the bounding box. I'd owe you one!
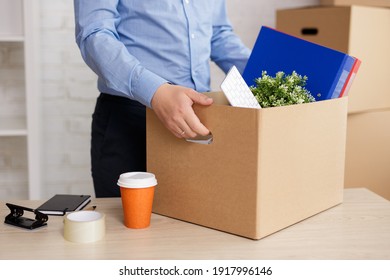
[146,93,348,239]
[276,6,390,113]
[320,0,390,8]
[345,110,390,201]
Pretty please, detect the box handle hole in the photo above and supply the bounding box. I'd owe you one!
[185,133,213,145]
[301,28,318,36]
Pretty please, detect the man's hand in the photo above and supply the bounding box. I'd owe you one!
[151,83,213,138]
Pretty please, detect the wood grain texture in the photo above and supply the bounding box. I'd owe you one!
[1,188,389,260]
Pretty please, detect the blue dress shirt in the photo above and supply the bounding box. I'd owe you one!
[74,0,250,107]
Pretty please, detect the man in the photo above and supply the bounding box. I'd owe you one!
[74,0,250,197]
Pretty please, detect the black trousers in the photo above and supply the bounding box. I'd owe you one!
[91,93,146,197]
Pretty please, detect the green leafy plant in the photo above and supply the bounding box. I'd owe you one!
[250,71,315,108]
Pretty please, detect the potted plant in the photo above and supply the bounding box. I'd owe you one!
[250,71,315,108]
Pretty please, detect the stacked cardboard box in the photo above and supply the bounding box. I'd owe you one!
[321,0,390,8]
[277,4,390,200]
[345,111,390,200]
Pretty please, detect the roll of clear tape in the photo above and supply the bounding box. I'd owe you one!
[64,211,105,243]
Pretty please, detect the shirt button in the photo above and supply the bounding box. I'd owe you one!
[191,33,195,39]
[185,0,189,4]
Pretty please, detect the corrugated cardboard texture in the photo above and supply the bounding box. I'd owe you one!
[321,0,390,8]
[345,110,390,200]
[276,6,390,113]
[147,93,347,239]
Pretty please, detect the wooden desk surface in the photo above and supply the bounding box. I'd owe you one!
[1,188,389,260]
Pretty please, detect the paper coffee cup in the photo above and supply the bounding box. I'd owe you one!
[117,172,157,229]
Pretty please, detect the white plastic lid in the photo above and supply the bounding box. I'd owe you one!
[117,172,157,189]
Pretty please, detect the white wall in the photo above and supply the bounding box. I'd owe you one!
[39,0,97,199]
[1,0,320,199]
[211,0,320,89]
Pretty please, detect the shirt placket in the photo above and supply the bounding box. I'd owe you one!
[182,0,198,89]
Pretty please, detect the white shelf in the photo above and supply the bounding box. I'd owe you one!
[0,129,28,137]
[0,117,28,136]
[0,36,24,42]
[0,0,23,37]
[0,0,41,199]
